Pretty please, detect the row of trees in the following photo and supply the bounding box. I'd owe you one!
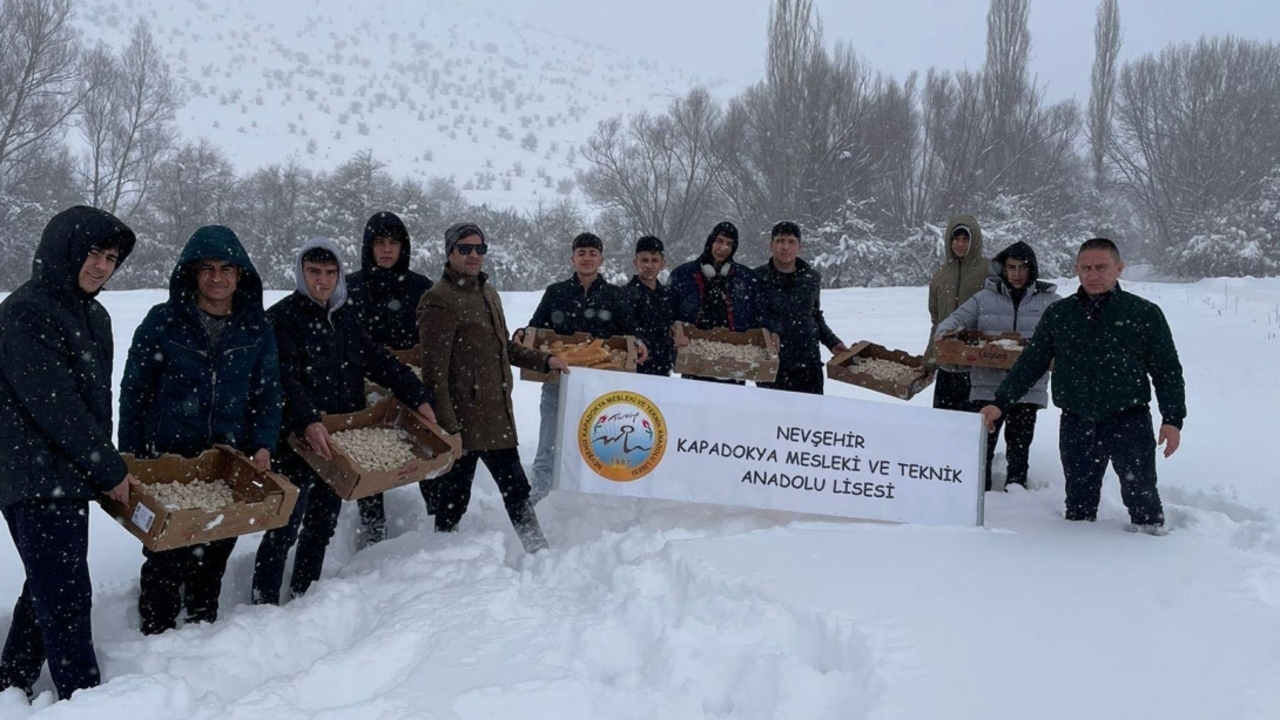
[3,0,1280,291]
[578,0,1280,282]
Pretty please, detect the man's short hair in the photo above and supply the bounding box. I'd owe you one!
[301,246,339,266]
[771,221,802,241]
[1078,237,1121,262]
[635,235,664,255]
[572,232,604,251]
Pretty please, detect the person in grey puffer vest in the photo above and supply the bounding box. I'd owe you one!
[935,241,1060,490]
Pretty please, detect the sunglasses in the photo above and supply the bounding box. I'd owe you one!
[455,243,488,256]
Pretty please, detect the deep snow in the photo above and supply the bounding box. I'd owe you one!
[1,278,1278,719]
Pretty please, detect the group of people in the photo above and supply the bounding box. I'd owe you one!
[924,215,1187,531]
[0,204,1185,703]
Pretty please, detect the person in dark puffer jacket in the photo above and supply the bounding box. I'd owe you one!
[119,225,283,635]
[0,206,138,701]
[345,211,433,547]
[251,238,436,605]
[755,221,847,395]
[936,241,1060,490]
[669,220,778,384]
[626,235,678,377]
[520,232,648,505]
[981,238,1186,534]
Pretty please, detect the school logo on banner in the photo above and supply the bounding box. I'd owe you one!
[577,391,667,482]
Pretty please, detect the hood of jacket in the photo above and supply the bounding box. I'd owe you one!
[361,211,412,275]
[32,205,136,298]
[992,240,1039,288]
[294,236,348,311]
[698,220,739,268]
[168,225,264,312]
[944,214,985,267]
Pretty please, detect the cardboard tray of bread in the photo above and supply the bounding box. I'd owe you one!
[519,329,637,383]
[673,322,779,383]
[101,445,299,552]
[933,330,1028,370]
[826,341,934,400]
[288,397,461,500]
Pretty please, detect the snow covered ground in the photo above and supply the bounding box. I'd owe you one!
[1,277,1279,719]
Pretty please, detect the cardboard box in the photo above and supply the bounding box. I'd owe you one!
[365,345,423,400]
[518,329,637,383]
[673,322,780,383]
[288,397,461,500]
[826,341,934,400]
[934,330,1028,370]
[101,445,299,552]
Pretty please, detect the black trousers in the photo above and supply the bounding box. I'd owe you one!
[932,369,974,411]
[420,448,533,533]
[356,493,385,542]
[138,537,237,635]
[986,403,1039,490]
[758,363,824,395]
[251,452,344,605]
[0,499,99,700]
[1058,408,1164,525]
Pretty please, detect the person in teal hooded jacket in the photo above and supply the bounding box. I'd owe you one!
[119,225,283,634]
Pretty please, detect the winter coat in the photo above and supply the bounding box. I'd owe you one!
[625,276,677,375]
[669,260,774,333]
[345,211,433,350]
[755,258,842,369]
[926,214,990,362]
[935,276,1060,406]
[0,206,136,509]
[994,283,1186,428]
[417,266,551,451]
[526,274,638,342]
[268,237,431,440]
[119,226,283,459]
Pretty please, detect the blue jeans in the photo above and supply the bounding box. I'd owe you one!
[530,382,560,504]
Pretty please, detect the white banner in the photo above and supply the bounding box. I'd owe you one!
[555,369,986,527]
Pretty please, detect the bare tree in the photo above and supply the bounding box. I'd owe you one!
[578,87,724,259]
[76,21,180,217]
[1110,36,1280,255]
[1088,0,1121,190]
[715,0,877,255]
[0,0,90,187]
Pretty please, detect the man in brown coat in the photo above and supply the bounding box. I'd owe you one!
[416,222,569,553]
[926,214,990,411]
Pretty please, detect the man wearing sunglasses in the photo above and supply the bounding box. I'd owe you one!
[415,223,567,552]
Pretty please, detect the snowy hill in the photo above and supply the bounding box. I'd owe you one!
[72,0,706,208]
[1,279,1279,718]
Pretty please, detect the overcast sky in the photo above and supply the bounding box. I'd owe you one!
[496,0,1280,102]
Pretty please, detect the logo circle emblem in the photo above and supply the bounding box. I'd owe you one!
[578,391,667,482]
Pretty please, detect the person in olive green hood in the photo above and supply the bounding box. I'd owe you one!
[980,238,1186,534]
[119,225,283,634]
[926,215,990,411]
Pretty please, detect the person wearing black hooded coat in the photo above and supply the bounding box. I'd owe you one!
[119,225,283,634]
[251,237,434,606]
[345,211,433,545]
[0,206,138,700]
[669,221,776,384]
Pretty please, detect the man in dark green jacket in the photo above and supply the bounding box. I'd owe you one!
[980,238,1186,533]
[119,225,283,634]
